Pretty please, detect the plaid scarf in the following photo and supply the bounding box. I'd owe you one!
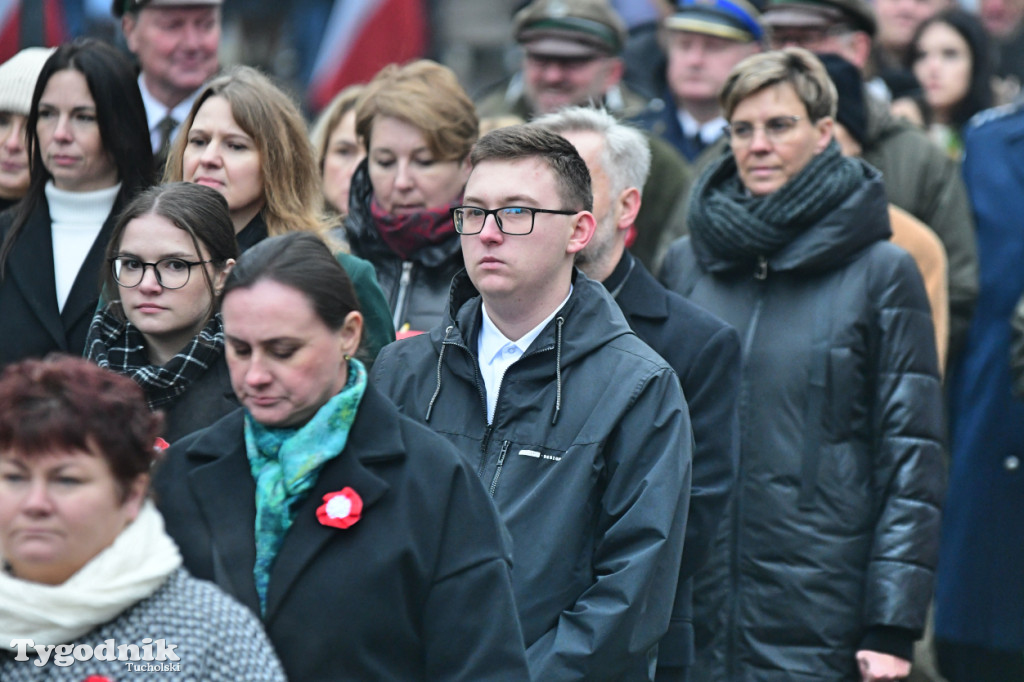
[85,304,226,409]
[371,197,460,261]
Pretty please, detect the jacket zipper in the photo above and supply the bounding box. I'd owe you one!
[392,261,414,330]
[727,262,768,677]
[488,440,511,496]
[447,338,555,481]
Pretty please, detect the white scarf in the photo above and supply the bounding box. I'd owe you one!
[0,501,182,648]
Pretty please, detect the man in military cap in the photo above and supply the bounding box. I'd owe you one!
[476,0,695,273]
[760,0,979,363]
[112,0,221,162]
[477,0,641,119]
[634,0,765,164]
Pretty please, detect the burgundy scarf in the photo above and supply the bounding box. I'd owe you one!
[371,198,460,261]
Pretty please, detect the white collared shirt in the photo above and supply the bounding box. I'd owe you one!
[677,108,727,147]
[138,75,201,153]
[477,288,572,424]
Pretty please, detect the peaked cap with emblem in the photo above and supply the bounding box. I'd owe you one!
[515,0,628,57]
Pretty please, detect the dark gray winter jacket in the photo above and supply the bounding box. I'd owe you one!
[372,269,692,681]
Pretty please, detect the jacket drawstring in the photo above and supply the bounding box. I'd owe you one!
[425,326,453,422]
[551,316,564,425]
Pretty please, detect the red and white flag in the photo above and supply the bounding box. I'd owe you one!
[0,0,68,63]
[307,0,428,113]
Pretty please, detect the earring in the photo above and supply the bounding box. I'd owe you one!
[344,354,351,361]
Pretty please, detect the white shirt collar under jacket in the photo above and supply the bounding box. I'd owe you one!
[477,288,571,423]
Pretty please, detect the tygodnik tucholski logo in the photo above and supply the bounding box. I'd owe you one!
[9,638,182,671]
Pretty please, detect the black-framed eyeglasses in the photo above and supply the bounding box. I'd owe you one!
[110,256,213,290]
[451,206,579,235]
[724,115,803,144]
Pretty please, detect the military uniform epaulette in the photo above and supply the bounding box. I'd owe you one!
[967,99,1024,131]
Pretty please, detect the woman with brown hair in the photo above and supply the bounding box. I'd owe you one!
[164,65,395,362]
[86,182,239,443]
[344,60,477,335]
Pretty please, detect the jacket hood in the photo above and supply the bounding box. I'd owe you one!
[422,268,636,424]
[697,159,891,276]
[343,160,463,268]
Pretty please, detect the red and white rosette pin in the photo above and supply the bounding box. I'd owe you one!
[316,487,363,529]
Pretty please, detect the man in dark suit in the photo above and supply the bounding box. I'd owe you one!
[534,106,741,682]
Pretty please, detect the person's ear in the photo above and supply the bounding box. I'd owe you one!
[338,310,364,358]
[615,187,642,232]
[606,57,625,88]
[567,211,597,255]
[849,32,872,70]
[122,473,149,523]
[815,116,835,154]
[122,15,140,52]
[213,258,235,297]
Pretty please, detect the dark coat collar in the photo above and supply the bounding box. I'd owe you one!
[602,251,670,322]
[180,384,406,622]
[7,194,122,350]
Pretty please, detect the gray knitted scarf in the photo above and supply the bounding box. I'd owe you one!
[687,140,864,269]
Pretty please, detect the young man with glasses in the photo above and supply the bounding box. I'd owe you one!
[372,125,693,682]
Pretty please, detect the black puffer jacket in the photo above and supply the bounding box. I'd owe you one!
[660,166,946,680]
[372,270,692,681]
[343,161,463,334]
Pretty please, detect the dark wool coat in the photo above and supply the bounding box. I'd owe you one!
[603,251,740,681]
[153,384,530,682]
[0,195,125,367]
[660,170,946,681]
[372,270,692,681]
[343,161,464,335]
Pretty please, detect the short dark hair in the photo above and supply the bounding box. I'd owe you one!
[223,232,362,343]
[469,125,593,212]
[0,355,161,502]
[907,9,993,132]
[102,182,239,322]
[0,38,153,278]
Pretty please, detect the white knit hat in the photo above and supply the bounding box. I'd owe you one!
[0,47,56,117]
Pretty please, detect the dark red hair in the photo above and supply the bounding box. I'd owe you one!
[0,355,161,500]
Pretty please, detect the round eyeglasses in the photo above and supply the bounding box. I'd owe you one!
[451,206,578,235]
[110,256,213,290]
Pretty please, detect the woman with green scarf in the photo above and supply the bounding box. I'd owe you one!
[152,232,529,681]
[658,48,946,682]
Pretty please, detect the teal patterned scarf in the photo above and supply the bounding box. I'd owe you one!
[244,358,367,614]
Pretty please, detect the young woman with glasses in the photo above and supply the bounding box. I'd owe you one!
[85,182,239,443]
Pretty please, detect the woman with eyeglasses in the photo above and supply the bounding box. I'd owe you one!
[659,49,946,682]
[85,183,238,443]
[343,60,476,336]
[0,39,153,367]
